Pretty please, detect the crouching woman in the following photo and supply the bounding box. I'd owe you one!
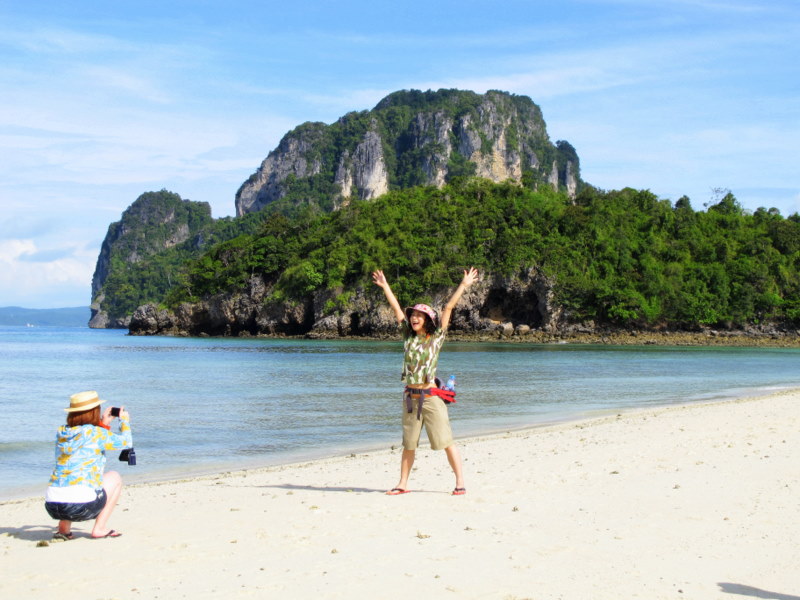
[44,391,132,540]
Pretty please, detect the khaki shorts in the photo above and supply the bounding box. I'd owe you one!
[402,393,454,451]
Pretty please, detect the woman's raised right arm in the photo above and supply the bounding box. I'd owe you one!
[372,270,406,323]
[100,413,132,451]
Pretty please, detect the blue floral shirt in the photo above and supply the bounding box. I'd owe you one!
[48,417,132,491]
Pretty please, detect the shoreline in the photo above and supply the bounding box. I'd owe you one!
[125,326,800,348]
[449,328,800,347]
[5,381,786,504]
[0,404,625,504]
[3,389,799,598]
[0,407,666,504]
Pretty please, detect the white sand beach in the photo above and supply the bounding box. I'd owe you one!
[2,390,799,600]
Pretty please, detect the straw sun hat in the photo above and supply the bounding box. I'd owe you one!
[65,390,106,413]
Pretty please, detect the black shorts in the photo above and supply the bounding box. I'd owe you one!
[45,489,107,522]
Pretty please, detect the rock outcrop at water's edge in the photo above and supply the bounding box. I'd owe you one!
[128,268,562,338]
[126,272,800,347]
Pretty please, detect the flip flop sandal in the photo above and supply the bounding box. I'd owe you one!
[452,488,467,496]
[92,530,122,539]
[386,488,411,495]
[53,532,74,541]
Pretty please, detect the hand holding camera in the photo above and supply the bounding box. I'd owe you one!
[108,406,136,466]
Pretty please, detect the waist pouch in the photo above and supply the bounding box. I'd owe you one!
[404,387,457,420]
[430,388,456,403]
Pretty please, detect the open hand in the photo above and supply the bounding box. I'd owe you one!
[372,270,388,288]
[462,267,479,287]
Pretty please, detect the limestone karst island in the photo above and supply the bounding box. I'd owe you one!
[89,89,800,345]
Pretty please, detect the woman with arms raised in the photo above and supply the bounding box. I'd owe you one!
[372,267,478,496]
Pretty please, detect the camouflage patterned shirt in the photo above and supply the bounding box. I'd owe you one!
[400,320,447,385]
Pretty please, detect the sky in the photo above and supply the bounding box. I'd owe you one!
[0,0,797,308]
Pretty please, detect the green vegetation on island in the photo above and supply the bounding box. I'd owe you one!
[148,179,800,330]
[96,190,273,319]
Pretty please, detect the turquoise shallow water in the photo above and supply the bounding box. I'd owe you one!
[2,326,799,500]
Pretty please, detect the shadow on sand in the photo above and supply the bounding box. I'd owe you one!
[719,583,800,600]
[258,483,384,493]
[0,525,55,542]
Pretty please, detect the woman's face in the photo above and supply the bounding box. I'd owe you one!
[409,310,428,334]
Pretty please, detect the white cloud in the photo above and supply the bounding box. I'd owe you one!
[0,95,290,188]
[0,239,37,262]
[298,87,397,115]
[425,66,635,101]
[79,65,174,104]
[0,26,131,55]
[0,239,95,308]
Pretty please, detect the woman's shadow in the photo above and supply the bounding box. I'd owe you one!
[0,525,54,542]
[719,583,800,600]
[260,483,383,493]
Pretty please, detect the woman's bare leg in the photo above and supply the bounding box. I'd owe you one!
[391,449,415,491]
[91,470,122,538]
[445,444,465,490]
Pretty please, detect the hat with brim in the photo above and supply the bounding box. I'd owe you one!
[65,390,106,413]
[405,303,438,327]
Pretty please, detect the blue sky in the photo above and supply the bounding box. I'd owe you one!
[1,0,797,308]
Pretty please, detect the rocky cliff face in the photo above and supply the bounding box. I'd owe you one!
[333,125,390,208]
[89,190,213,328]
[235,89,581,216]
[235,123,327,214]
[128,268,563,338]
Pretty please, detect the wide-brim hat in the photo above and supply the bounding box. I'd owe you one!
[405,303,438,327]
[65,390,106,413]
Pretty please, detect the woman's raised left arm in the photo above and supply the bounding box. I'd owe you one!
[439,267,479,330]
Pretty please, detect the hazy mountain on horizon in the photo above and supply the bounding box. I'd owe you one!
[0,306,90,327]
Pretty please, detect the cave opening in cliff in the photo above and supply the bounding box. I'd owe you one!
[348,312,362,336]
[291,302,316,336]
[481,288,544,329]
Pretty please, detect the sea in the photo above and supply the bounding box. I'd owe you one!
[2,325,799,501]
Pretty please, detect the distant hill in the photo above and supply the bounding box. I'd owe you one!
[0,306,90,327]
[235,88,581,216]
